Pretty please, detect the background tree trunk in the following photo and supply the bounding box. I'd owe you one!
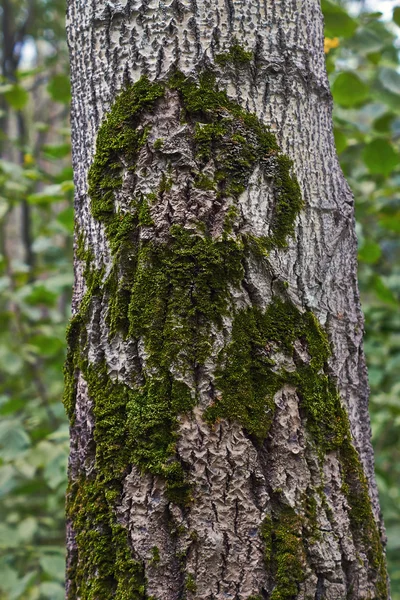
[65,1,390,599]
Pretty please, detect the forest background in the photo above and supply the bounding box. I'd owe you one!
[0,0,399,598]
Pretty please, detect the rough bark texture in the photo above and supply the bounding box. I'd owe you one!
[65,1,390,599]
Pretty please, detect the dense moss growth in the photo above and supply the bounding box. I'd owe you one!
[127,226,244,370]
[169,70,303,247]
[204,306,282,443]
[215,40,253,68]
[64,65,387,599]
[88,77,164,226]
[67,478,147,600]
[65,354,196,598]
[206,297,387,598]
[205,298,332,443]
[185,573,197,593]
[261,509,306,600]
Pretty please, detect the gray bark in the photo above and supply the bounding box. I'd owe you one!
[65,1,389,599]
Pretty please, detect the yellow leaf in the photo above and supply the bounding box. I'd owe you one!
[324,37,340,54]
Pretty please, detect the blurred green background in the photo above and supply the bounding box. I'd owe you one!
[0,0,399,598]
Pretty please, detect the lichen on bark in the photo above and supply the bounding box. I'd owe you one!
[64,62,388,599]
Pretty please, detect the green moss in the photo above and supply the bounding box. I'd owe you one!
[193,173,216,191]
[65,350,195,597]
[267,155,304,250]
[260,516,273,565]
[137,195,154,226]
[266,508,306,600]
[204,298,331,443]
[153,138,164,150]
[63,314,84,421]
[127,226,245,371]
[150,547,160,565]
[159,171,173,194]
[189,530,198,542]
[205,295,342,443]
[66,478,147,600]
[216,40,253,67]
[303,491,320,543]
[64,70,387,599]
[223,205,239,234]
[204,307,282,444]
[88,76,164,228]
[170,71,302,244]
[86,360,195,503]
[339,440,388,598]
[259,497,323,600]
[205,296,387,596]
[185,573,197,593]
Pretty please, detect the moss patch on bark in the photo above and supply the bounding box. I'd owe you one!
[64,66,388,599]
[215,39,253,68]
[213,298,388,598]
[66,477,147,600]
[261,509,306,600]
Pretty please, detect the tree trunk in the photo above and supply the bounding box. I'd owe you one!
[65,1,390,599]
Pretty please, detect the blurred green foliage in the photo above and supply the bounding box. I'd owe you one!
[0,1,72,599]
[0,0,399,598]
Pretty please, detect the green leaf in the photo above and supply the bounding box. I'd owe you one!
[44,449,67,489]
[359,241,382,264]
[0,398,26,416]
[0,562,19,594]
[388,525,400,549]
[350,28,384,54]
[379,67,400,96]
[393,6,400,27]
[27,184,64,205]
[17,517,37,543]
[3,85,29,110]
[35,121,50,132]
[57,206,74,233]
[0,524,19,548]
[47,425,70,442]
[25,285,58,306]
[371,79,400,111]
[42,143,71,159]
[10,572,37,600]
[39,554,65,581]
[0,159,24,178]
[379,214,400,232]
[54,166,74,183]
[371,275,398,305]
[0,196,9,220]
[0,346,24,376]
[333,128,347,154]
[321,0,358,38]
[0,465,16,497]
[0,84,13,94]
[39,272,74,292]
[332,73,369,107]
[39,582,65,600]
[0,421,30,460]
[362,139,399,176]
[30,334,64,357]
[61,180,74,193]
[373,112,395,134]
[47,74,71,104]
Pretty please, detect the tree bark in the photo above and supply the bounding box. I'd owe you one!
[65,1,390,599]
